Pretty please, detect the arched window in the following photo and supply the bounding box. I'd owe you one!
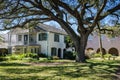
[108,48,119,56]
[96,48,106,55]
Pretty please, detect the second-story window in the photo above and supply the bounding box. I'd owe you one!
[29,34,33,42]
[38,33,47,41]
[54,34,59,42]
[18,35,22,41]
[64,36,67,43]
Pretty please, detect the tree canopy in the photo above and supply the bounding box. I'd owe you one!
[0,0,120,62]
[105,24,120,38]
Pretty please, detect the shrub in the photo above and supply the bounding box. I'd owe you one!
[0,48,8,56]
[64,51,75,60]
[7,53,39,60]
[38,53,47,58]
[104,53,112,58]
[0,57,8,61]
[47,56,53,60]
[7,54,25,60]
[23,53,39,59]
[92,53,102,58]
[52,56,59,60]
[9,54,19,60]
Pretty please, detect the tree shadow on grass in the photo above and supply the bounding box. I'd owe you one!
[86,61,120,79]
[0,75,52,80]
[3,68,45,74]
[0,60,120,80]
[53,61,120,80]
[0,62,30,66]
[0,66,59,80]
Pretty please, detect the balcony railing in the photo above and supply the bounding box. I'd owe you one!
[24,40,37,45]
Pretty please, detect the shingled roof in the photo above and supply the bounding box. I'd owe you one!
[9,23,67,35]
[37,23,67,35]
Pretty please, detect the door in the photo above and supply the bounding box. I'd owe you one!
[58,48,61,58]
[24,35,28,45]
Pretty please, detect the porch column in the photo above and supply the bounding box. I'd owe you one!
[61,49,63,58]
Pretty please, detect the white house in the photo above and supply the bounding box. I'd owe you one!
[0,33,8,49]
[8,23,67,58]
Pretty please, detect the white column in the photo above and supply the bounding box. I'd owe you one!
[61,49,63,58]
[47,32,49,56]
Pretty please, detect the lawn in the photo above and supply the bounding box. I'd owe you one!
[0,58,120,80]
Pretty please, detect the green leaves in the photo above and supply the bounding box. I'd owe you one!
[105,24,120,38]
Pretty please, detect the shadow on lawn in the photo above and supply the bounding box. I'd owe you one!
[0,75,50,80]
[0,62,30,66]
[53,60,120,80]
[4,67,46,74]
[87,60,120,79]
[0,60,120,80]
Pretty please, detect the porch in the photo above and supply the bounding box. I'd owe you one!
[13,45,41,54]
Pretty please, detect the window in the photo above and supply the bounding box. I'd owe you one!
[29,34,33,42]
[24,35,28,45]
[38,33,47,41]
[51,47,57,56]
[24,35,28,41]
[18,35,22,41]
[64,36,67,43]
[54,34,59,42]
[31,48,34,53]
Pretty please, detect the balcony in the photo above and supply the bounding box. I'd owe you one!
[24,40,37,45]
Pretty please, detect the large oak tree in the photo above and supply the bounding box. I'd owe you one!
[0,0,120,62]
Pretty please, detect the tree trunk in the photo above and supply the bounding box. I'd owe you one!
[98,31,104,58]
[75,35,88,62]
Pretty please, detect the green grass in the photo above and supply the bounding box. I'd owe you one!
[0,59,120,80]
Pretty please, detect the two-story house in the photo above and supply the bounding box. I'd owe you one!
[8,23,67,58]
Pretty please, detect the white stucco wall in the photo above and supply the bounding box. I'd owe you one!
[8,34,17,46]
[37,40,48,55]
[47,32,66,58]
[36,32,66,58]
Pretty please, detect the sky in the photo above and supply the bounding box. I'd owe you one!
[0,30,9,34]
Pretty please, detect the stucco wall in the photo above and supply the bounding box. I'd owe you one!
[47,32,66,57]
[87,34,120,55]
